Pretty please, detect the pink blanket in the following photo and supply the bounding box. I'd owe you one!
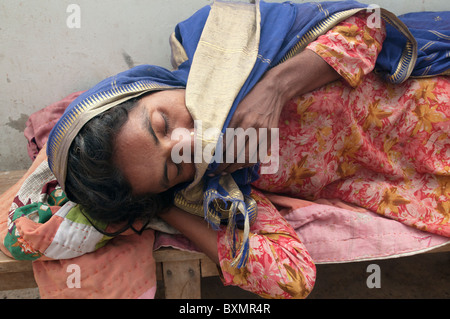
[154,194,449,264]
[24,91,84,161]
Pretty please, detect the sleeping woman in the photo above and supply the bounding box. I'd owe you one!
[43,1,449,298]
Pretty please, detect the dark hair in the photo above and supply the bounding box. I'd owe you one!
[64,96,172,235]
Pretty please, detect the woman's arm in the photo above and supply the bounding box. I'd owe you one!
[158,206,220,264]
[216,48,340,174]
[217,11,386,174]
[159,190,316,299]
[262,48,341,107]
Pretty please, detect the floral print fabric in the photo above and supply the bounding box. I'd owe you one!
[253,12,449,237]
[218,189,316,298]
[218,12,449,298]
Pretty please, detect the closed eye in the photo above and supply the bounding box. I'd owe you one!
[161,112,170,135]
[143,108,159,145]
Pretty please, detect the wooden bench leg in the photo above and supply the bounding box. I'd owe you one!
[162,259,201,299]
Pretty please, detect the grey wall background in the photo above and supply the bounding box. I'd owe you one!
[1,0,449,171]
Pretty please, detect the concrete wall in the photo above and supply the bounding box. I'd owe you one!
[1,0,448,171]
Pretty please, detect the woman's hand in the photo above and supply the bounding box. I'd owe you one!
[216,70,286,174]
[214,49,340,175]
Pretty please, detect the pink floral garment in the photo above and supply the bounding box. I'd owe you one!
[217,189,316,299]
[216,12,376,299]
[216,12,449,299]
[253,11,450,237]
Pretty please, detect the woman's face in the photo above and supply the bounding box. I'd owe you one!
[114,89,196,195]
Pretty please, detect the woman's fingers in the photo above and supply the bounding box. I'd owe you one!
[213,125,274,175]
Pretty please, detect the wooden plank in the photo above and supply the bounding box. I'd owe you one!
[0,251,33,273]
[162,259,201,299]
[0,272,37,290]
[0,170,27,194]
[154,248,219,277]
[155,262,163,281]
[200,258,219,277]
[426,244,450,254]
[0,247,216,272]
[154,247,206,262]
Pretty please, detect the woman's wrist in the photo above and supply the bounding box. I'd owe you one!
[266,49,340,101]
[159,206,220,264]
[264,59,300,103]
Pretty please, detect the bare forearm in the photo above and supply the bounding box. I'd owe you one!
[219,48,339,173]
[265,48,340,102]
[159,206,220,264]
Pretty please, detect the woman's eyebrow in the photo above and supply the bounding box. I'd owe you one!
[142,107,160,145]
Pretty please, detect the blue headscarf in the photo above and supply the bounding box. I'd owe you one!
[47,65,186,187]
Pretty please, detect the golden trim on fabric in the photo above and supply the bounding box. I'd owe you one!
[278,8,418,84]
[278,8,364,65]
